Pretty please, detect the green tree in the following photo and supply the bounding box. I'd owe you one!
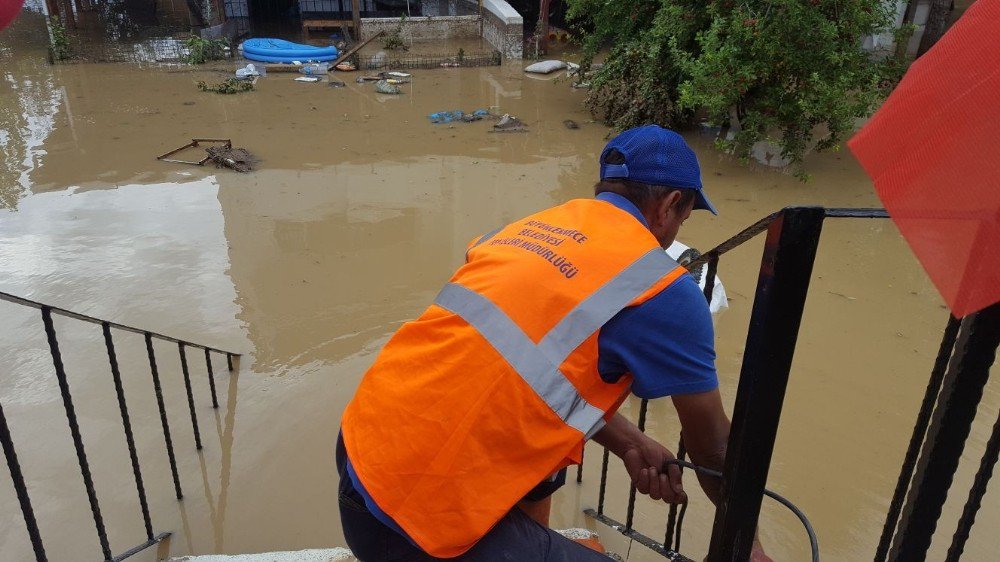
[568,0,908,175]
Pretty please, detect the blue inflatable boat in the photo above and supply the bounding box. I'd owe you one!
[240,38,339,63]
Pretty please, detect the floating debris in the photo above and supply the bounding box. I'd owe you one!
[197,78,254,94]
[492,113,528,133]
[524,60,566,74]
[235,63,262,78]
[428,109,490,124]
[563,119,579,130]
[329,80,346,88]
[374,80,401,94]
[294,76,322,83]
[206,146,256,173]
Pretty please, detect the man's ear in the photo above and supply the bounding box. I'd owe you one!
[657,191,682,224]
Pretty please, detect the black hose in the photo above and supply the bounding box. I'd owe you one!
[662,459,820,562]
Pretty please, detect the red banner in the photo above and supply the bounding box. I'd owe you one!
[0,0,25,33]
[848,0,1000,317]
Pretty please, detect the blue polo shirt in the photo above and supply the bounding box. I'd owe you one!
[343,192,718,543]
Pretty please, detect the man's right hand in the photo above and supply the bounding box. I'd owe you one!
[621,434,687,504]
[593,414,688,504]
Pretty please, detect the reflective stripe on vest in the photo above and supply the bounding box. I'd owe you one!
[435,247,679,438]
[464,225,504,261]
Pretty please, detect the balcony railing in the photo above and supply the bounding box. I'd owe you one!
[0,291,241,562]
[578,207,1000,562]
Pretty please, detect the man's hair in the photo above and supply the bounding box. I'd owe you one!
[595,149,696,211]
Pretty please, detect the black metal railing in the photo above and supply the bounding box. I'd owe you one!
[580,207,1000,561]
[0,290,241,562]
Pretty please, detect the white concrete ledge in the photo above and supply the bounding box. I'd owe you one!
[481,0,522,25]
[169,548,355,562]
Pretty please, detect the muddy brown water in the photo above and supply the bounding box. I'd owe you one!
[2,10,998,562]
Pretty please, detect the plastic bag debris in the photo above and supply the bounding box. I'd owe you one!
[235,64,262,78]
[428,109,490,124]
[492,113,528,132]
[524,60,566,74]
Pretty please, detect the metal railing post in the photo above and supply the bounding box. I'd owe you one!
[706,207,825,561]
[42,307,113,561]
[597,447,610,516]
[205,349,219,409]
[945,407,1000,561]
[874,314,961,562]
[664,437,686,549]
[576,448,584,483]
[178,344,203,450]
[0,399,47,561]
[1,291,236,561]
[624,399,649,531]
[103,323,154,542]
[145,333,183,500]
[888,303,1000,561]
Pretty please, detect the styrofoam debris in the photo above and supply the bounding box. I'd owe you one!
[555,528,600,540]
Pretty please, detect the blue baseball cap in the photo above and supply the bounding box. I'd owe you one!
[600,125,717,215]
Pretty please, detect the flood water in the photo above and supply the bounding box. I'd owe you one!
[2,8,998,562]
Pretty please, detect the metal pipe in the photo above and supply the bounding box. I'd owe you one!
[103,323,154,541]
[111,532,171,561]
[597,447,610,516]
[178,344,203,450]
[146,333,183,500]
[685,212,780,270]
[205,349,219,409]
[889,303,1000,561]
[625,399,649,531]
[43,307,113,561]
[874,314,960,561]
[945,407,1000,561]
[0,400,47,561]
[703,254,719,303]
[585,509,694,561]
[823,208,889,218]
[664,437,686,549]
[576,447,584,483]
[707,207,826,561]
[0,291,240,356]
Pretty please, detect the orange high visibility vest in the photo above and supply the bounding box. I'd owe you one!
[341,198,687,557]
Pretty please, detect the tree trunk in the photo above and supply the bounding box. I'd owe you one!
[917,0,953,57]
[538,0,550,55]
[893,1,918,58]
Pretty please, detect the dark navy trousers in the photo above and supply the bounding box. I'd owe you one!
[336,437,610,561]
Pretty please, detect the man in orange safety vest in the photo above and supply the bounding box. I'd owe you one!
[338,125,771,561]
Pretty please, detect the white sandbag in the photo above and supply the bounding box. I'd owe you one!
[666,240,728,318]
[524,60,567,74]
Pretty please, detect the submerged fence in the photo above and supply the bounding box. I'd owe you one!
[580,207,1000,561]
[0,291,241,562]
[358,49,501,70]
